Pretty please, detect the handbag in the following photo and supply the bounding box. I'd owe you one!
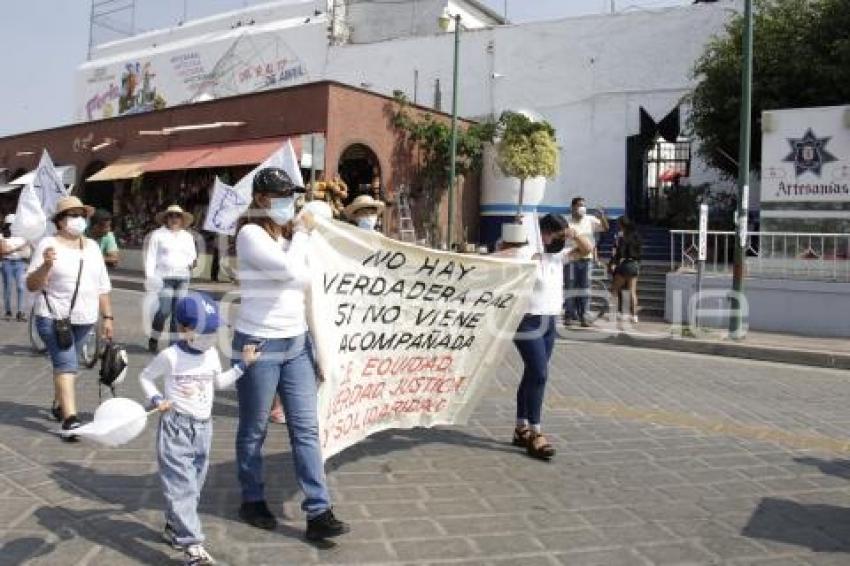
[99,342,128,398]
[43,240,84,350]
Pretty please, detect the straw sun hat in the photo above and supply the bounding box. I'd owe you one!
[343,194,385,220]
[155,204,194,227]
[52,196,95,221]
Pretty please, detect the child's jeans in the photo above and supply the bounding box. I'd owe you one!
[157,410,212,547]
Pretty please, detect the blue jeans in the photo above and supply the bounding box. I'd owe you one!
[232,331,330,519]
[35,316,93,375]
[564,259,592,321]
[2,259,26,314]
[157,411,211,547]
[152,278,190,341]
[513,314,557,426]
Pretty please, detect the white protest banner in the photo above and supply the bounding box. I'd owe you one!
[308,219,536,459]
[204,140,305,235]
[11,150,70,241]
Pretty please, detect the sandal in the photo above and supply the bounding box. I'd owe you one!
[527,432,556,460]
[512,426,533,447]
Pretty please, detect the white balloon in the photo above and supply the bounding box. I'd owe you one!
[60,397,150,447]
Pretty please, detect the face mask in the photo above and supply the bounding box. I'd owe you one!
[575,206,587,218]
[188,332,218,352]
[617,231,624,238]
[544,238,565,254]
[268,197,295,225]
[65,216,88,237]
[357,215,378,230]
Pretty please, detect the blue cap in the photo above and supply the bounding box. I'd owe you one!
[174,292,220,334]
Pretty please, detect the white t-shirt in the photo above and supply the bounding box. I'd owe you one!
[567,215,603,260]
[234,224,311,338]
[27,236,111,325]
[139,344,243,420]
[1,235,30,260]
[501,244,574,316]
[145,226,197,280]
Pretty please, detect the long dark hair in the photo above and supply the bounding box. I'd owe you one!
[617,216,636,236]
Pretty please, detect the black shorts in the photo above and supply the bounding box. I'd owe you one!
[615,260,640,278]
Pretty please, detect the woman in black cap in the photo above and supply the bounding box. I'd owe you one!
[231,167,349,542]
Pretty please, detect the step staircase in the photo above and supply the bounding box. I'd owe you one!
[596,223,671,319]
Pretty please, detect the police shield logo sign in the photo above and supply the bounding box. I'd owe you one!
[782,128,837,177]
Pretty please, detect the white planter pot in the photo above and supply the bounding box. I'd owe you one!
[480,143,546,216]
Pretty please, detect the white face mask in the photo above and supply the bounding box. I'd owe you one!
[188,332,218,352]
[65,216,88,237]
[357,215,378,230]
[268,197,295,225]
[575,206,587,218]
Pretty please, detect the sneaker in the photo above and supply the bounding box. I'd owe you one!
[16,311,26,322]
[631,315,639,324]
[61,415,81,442]
[580,318,592,328]
[162,523,183,550]
[183,544,215,566]
[3,311,11,320]
[305,508,350,541]
[238,501,277,530]
[148,338,158,353]
[50,401,62,422]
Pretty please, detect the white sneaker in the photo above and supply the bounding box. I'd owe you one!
[184,545,215,566]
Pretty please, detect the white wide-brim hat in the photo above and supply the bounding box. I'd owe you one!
[155,204,194,227]
[343,194,385,219]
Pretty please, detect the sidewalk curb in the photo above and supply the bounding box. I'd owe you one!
[560,331,850,370]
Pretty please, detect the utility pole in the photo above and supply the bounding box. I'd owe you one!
[730,0,753,339]
[447,14,461,248]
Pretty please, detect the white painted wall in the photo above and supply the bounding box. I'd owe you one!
[665,272,850,337]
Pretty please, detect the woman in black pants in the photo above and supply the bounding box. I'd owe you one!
[610,216,642,323]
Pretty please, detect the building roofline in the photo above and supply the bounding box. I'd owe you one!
[459,0,507,25]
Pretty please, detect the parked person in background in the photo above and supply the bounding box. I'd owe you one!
[26,197,113,440]
[495,215,592,460]
[609,216,642,323]
[344,194,385,232]
[232,167,348,541]
[1,214,30,321]
[145,205,197,353]
[564,197,608,327]
[140,292,259,566]
[87,209,120,269]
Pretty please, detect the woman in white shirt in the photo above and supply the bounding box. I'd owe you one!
[1,214,31,320]
[145,204,197,353]
[495,214,591,460]
[26,197,113,440]
[231,167,349,542]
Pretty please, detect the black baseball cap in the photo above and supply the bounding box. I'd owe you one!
[252,167,305,196]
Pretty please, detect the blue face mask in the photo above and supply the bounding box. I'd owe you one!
[268,197,295,225]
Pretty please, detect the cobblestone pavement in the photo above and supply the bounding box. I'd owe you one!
[1,289,849,565]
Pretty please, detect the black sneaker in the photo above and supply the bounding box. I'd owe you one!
[238,501,277,530]
[61,415,81,442]
[50,401,62,422]
[16,312,26,322]
[148,338,158,353]
[305,508,350,541]
[162,522,183,549]
[3,311,11,320]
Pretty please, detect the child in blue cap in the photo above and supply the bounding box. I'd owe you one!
[139,291,259,566]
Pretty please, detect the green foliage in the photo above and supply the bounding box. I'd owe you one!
[665,183,737,230]
[495,111,559,181]
[689,0,850,177]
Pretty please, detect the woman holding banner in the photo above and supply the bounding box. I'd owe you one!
[231,167,349,542]
[496,214,591,460]
[26,197,114,441]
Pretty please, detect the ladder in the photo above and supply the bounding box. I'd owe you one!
[395,186,416,243]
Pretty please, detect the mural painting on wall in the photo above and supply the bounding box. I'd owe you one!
[79,31,309,122]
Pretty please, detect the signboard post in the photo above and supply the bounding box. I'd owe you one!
[695,203,708,329]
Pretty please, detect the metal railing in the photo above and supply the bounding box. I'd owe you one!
[670,230,850,283]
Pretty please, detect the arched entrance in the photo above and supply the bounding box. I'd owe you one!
[337,143,381,202]
[81,160,113,212]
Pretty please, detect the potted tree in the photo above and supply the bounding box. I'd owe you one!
[495,111,559,221]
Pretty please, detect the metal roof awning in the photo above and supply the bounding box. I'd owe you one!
[11,165,76,186]
[144,146,218,173]
[87,153,159,182]
[189,137,294,169]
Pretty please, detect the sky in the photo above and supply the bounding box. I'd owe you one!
[0,0,690,137]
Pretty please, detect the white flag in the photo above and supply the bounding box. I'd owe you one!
[204,139,304,235]
[11,150,69,241]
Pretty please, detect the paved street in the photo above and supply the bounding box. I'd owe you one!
[1,288,850,565]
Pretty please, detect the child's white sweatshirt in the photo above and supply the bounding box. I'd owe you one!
[139,342,245,420]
